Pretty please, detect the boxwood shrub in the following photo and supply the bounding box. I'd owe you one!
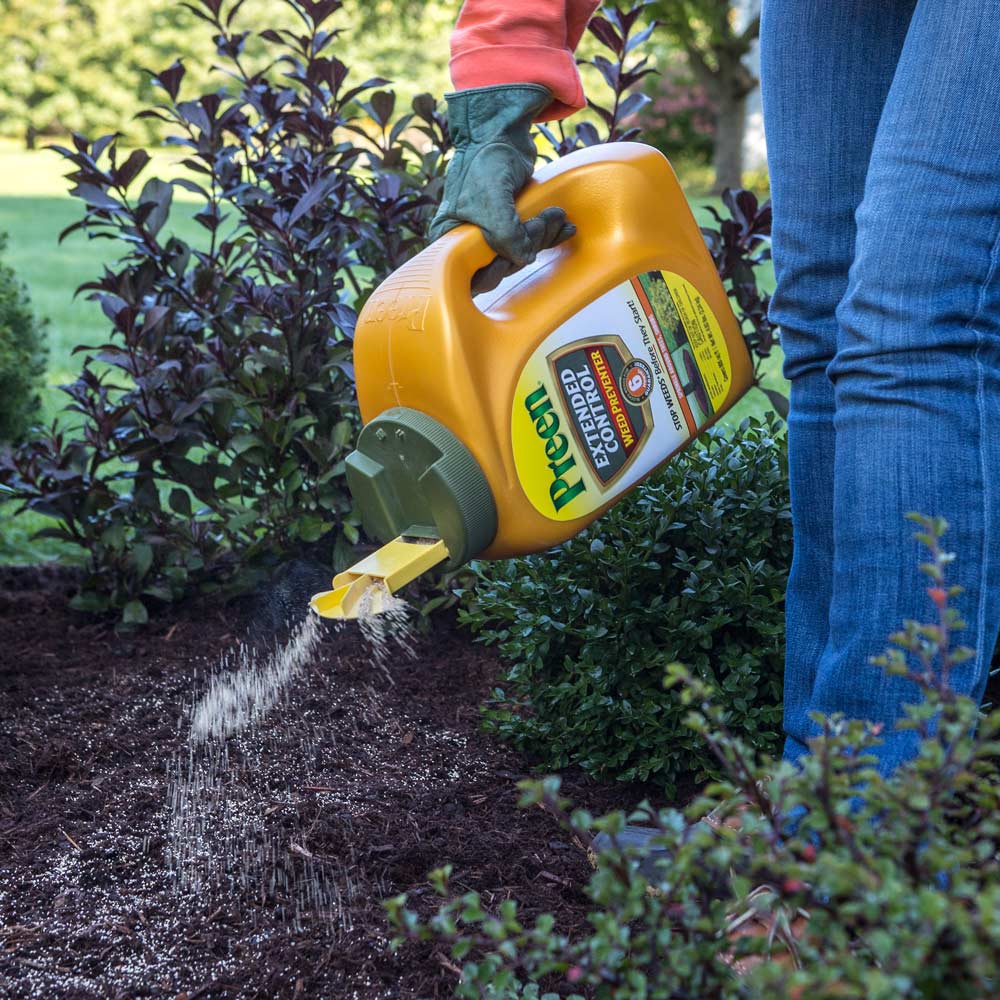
[460,413,790,793]
[0,233,47,444]
[393,517,1000,1000]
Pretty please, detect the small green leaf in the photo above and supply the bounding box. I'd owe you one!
[130,543,154,580]
[122,599,149,625]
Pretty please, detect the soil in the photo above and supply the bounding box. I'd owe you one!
[0,564,662,999]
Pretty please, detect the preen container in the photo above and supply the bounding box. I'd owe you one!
[311,142,753,618]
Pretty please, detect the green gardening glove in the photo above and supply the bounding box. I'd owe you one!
[429,83,576,294]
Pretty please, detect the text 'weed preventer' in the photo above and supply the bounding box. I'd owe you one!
[311,143,753,619]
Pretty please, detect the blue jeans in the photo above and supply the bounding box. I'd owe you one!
[760,0,1000,774]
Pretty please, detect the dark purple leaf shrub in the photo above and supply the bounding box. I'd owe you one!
[537,2,658,155]
[0,0,449,620]
[701,188,783,416]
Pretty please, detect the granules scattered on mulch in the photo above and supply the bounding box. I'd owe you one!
[0,566,660,999]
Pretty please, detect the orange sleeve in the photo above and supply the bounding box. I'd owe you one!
[566,0,600,50]
[449,0,602,122]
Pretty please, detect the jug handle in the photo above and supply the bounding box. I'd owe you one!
[438,177,578,319]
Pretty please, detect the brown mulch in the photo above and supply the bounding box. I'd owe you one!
[0,564,662,999]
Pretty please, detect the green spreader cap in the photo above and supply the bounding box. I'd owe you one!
[345,407,498,567]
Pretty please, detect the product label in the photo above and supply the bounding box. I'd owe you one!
[511,270,731,521]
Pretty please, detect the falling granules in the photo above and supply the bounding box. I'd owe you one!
[190,614,322,744]
[166,588,417,932]
[356,582,417,680]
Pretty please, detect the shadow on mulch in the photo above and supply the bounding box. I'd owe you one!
[0,565,670,999]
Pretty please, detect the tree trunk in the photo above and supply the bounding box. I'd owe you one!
[712,89,747,192]
[25,124,38,151]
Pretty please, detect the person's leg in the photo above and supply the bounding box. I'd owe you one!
[805,0,1000,774]
[591,3,917,874]
[759,0,918,763]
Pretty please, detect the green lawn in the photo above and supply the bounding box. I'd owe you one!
[0,141,204,422]
[2,196,114,417]
[0,144,204,563]
[0,193,114,562]
[0,145,786,565]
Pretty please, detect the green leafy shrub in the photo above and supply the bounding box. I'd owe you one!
[462,413,790,793]
[0,233,47,444]
[392,516,1000,999]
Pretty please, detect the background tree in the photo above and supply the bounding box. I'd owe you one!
[0,0,451,148]
[0,0,215,147]
[1,0,760,188]
[649,0,760,190]
[0,0,82,149]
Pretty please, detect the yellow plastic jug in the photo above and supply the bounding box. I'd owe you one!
[311,142,753,619]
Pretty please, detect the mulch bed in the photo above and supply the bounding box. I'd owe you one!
[0,564,662,999]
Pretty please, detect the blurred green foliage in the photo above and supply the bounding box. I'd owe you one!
[0,0,453,148]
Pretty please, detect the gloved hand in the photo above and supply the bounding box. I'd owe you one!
[429,83,576,294]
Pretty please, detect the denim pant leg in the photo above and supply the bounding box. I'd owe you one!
[809,1,1000,775]
[759,0,917,763]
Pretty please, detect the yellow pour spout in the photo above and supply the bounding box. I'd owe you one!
[309,535,449,620]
